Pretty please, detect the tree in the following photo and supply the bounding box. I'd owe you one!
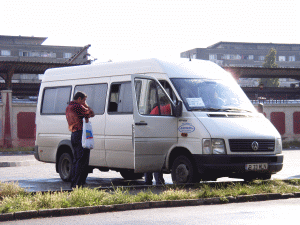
[260,48,280,87]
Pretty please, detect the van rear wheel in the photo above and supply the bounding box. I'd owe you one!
[58,152,73,182]
[171,155,198,184]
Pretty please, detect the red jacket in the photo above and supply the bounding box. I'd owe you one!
[150,104,171,115]
[66,101,91,132]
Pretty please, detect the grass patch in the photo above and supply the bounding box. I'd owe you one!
[0,147,34,153]
[1,179,300,214]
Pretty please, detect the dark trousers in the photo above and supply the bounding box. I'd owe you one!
[71,130,90,187]
[144,172,165,185]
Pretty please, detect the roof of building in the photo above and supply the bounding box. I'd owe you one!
[207,41,300,49]
[0,60,84,75]
[0,35,47,45]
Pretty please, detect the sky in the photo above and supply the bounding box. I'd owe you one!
[1,0,300,63]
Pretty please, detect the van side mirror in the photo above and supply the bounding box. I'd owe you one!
[173,100,182,117]
[257,103,264,113]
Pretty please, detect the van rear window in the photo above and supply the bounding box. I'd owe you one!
[108,82,133,114]
[41,86,72,114]
[74,83,108,115]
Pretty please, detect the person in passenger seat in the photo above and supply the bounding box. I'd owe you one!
[149,96,171,115]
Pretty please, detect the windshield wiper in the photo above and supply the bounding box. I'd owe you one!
[191,107,252,113]
[191,107,222,112]
[221,108,252,113]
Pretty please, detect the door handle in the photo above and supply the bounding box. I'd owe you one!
[135,122,148,126]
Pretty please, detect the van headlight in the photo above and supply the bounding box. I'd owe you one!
[203,139,226,154]
[275,138,282,154]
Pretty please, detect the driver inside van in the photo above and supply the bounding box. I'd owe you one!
[203,87,225,108]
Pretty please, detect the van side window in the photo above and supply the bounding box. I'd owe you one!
[41,86,72,114]
[159,80,177,103]
[108,82,133,114]
[134,78,172,116]
[74,83,108,115]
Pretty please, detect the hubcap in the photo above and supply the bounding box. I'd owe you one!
[62,159,70,178]
[176,164,189,183]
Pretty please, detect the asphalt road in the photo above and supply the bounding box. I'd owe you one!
[0,149,298,192]
[2,198,300,225]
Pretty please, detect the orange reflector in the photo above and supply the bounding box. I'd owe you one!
[181,133,188,137]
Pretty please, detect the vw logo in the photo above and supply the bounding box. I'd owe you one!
[251,141,259,151]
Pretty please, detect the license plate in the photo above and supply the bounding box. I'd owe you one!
[245,163,268,171]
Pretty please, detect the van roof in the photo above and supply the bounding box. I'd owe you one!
[42,58,231,82]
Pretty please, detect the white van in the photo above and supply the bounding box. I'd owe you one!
[34,58,283,184]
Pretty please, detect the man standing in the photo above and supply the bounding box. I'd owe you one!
[66,91,95,188]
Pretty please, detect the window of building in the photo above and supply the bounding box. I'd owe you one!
[40,52,56,58]
[222,54,230,60]
[63,53,72,59]
[258,56,265,61]
[1,50,11,56]
[248,55,254,60]
[222,54,241,60]
[19,51,29,57]
[279,56,286,61]
[41,52,51,57]
[41,86,72,114]
[18,51,57,58]
[108,82,133,114]
[209,54,217,60]
[289,56,296,61]
[30,51,40,57]
[74,83,108,115]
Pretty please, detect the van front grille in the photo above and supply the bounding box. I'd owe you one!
[229,139,275,152]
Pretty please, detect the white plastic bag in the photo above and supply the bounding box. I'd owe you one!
[82,118,94,149]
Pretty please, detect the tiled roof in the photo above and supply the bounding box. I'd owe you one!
[0,60,87,74]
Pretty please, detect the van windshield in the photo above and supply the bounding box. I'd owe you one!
[170,78,256,113]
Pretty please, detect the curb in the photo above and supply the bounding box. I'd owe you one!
[1,192,300,222]
[0,151,34,156]
[0,161,37,168]
[0,151,37,167]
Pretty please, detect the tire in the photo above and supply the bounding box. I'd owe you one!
[171,155,198,184]
[58,152,73,182]
[120,169,144,180]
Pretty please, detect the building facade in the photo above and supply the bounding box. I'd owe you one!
[181,41,300,87]
[180,41,300,68]
[0,35,90,83]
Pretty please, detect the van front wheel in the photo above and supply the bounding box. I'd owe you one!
[171,155,198,184]
[58,152,73,182]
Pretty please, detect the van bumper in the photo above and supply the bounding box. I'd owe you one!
[193,154,283,177]
[34,145,40,161]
